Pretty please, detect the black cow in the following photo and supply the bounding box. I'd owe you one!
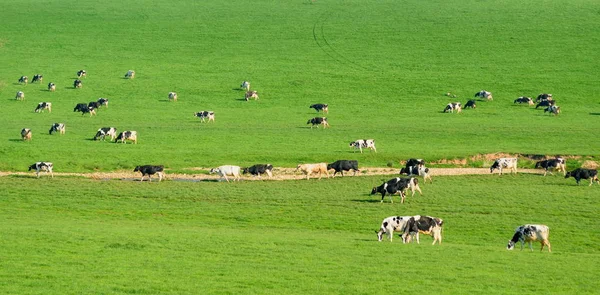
[242,164,274,178]
[536,93,553,102]
[74,103,96,116]
[88,101,101,109]
[32,74,43,83]
[405,158,425,168]
[536,100,556,109]
[371,180,405,203]
[73,79,82,88]
[535,158,566,176]
[77,70,87,78]
[307,117,329,128]
[464,100,476,109]
[565,168,599,186]
[327,160,359,177]
[134,165,165,182]
[309,103,329,113]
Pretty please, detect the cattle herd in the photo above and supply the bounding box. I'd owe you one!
[12,72,599,251]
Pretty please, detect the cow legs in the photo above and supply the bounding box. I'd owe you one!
[223,175,230,182]
[543,240,551,252]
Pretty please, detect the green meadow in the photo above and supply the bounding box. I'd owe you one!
[1,0,599,294]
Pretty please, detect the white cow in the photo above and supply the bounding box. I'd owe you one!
[210,165,242,182]
[296,163,329,180]
[15,91,25,100]
[490,158,518,175]
[507,224,551,252]
[349,139,377,153]
[240,81,250,91]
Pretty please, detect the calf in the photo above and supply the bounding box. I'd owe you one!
[536,93,553,102]
[296,163,329,180]
[309,103,329,113]
[443,102,461,113]
[134,165,165,182]
[77,70,87,78]
[349,139,376,153]
[32,74,43,83]
[15,91,25,100]
[97,98,109,108]
[490,158,518,175]
[210,165,242,182]
[242,164,274,178]
[464,100,476,109]
[407,215,444,245]
[19,76,28,85]
[115,130,137,144]
[48,82,56,92]
[168,92,178,102]
[376,216,414,242]
[327,160,359,177]
[125,70,135,79]
[535,158,566,176]
[544,105,560,115]
[536,100,556,109]
[507,224,551,252]
[34,102,52,113]
[94,127,117,141]
[474,90,493,100]
[565,168,599,186]
[240,81,250,91]
[73,79,82,88]
[307,117,329,129]
[21,128,32,141]
[514,97,534,105]
[28,162,54,178]
[49,123,65,135]
[194,111,215,123]
[245,90,259,101]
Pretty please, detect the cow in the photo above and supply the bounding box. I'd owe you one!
[309,103,329,113]
[74,103,96,116]
[134,165,165,182]
[73,79,82,88]
[97,98,109,108]
[405,158,425,168]
[307,117,329,129]
[376,216,414,242]
[210,165,242,182]
[406,215,444,245]
[77,70,87,78]
[168,92,177,102]
[21,128,32,141]
[349,139,376,153]
[565,168,599,186]
[94,127,117,141]
[15,91,25,100]
[536,93,553,102]
[544,105,561,115]
[242,164,274,178]
[115,131,137,144]
[32,74,43,83]
[327,160,359,177]
[28,162,54,178]
[49,123,65,135]
[443,102,461,113]
[125,70,135,79]
[536,100,556,109]
[371,177,421,203]
[296,163,329,180]
[34,102,52,113]
[88,101,101,110]
[400,164,432,183]
[514,97,534,105]
[507,224,551,252]
[194,111,215,123]
[535,158,566,176]
[240,81,250,91]
[245,90,259,101]
[48,82,56,92]
[490,158,518,175]
[18,76,28,85]
[474,90,493,100]
[464,100,477,109]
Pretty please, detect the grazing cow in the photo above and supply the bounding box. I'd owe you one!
[536,93,553,102]
[474,90,493,100]
[407,215,444,245]
[49,123,65,135]
[88,101,101,109]
[74,103,96,116]
[309,103,329,113]
[134,165,165,182]
[168,92,178,102]
[32,74,43,83]
[94,127,117,141]
[34,102,52,113]
[28,162,54,178]
[115,130,137,144]
[535,158,566,176]
[405,158,425,167]
[307,117,329,129]
[507,224,551,252]
[464,100,476,109]
[242,164,274,178]
[544,105,561,115]
[15,91,25,101]
[490,158,518,175]
[97,98,109,108]
[535,100,556,109]
[376,216,414,242]
[48,82,56,92]
[514,96,534,105]
[245,90,259,101]
[21,128,32,141]
[77,70,87,78]
[327,160,359,177]
[349,139,376,153]
[371,177,421,203]
[240,81,250,91]
[443,102,462,113]
[400,164,432,183]
[296,163,329,180]
[73,79,82,88]
[565,168,599,186]
[125,70,135,79]
[210,165,242,182]
[19,76,28,85]
[193,111,215,123]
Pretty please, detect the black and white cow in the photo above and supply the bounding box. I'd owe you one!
[400,164,432,183]
[28,162,54,178]
[349,139,376,153]
[376,216,414,242]
[194,111,215,123]
[309,103,329,113]
[34,102,52,113]
[49,123,65,135]
[168,92,178,102]
[490,158,518,175]
[514,97,534,105]
[544,105,561,115]
[507,224,551,252]
[18,76,28,85]
[134,165,165,182]
[125,70,135,79]
[77,70,87,78]
[474,90,493,100]
[94,127,117,141]
[242,164,274,178]
[73,79,82,88]
[327,160,359,177]
[371,177,421,203]
[240,81,250,91]
[245,90,259,101]
[48,82,56,92]
[74,103,96,116]
[32,74,43,83]
[21,128,32,141]
[536,93,553,102]
[535,100,556,109]
[443,102,461,113]
[407,215,444,245]
[88,101,101,110]
[565,168,599,186]
[307,117,329,129]
[464,100,476,109]
[97,98,109,108]
[405,158,425,167]
[15,91,25,100]
[115,131,137,144]
[535,158,566,176]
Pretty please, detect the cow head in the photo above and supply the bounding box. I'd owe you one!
[209,168,219,174]
[241,167,249,174]
[376,230,384,242]
[490,161,500,173]
[28,164,36,171]
[507,240,516,250]
[565,171,572,179]
[370,187,378,195]
[133,166,141,172]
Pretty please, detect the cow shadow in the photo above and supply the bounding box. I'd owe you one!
[351,199,382,203]
[158,99,171,103]
[8,139,25,142]
[236,98,247,101]
[589,113,600,116]
[232,88,245,91]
